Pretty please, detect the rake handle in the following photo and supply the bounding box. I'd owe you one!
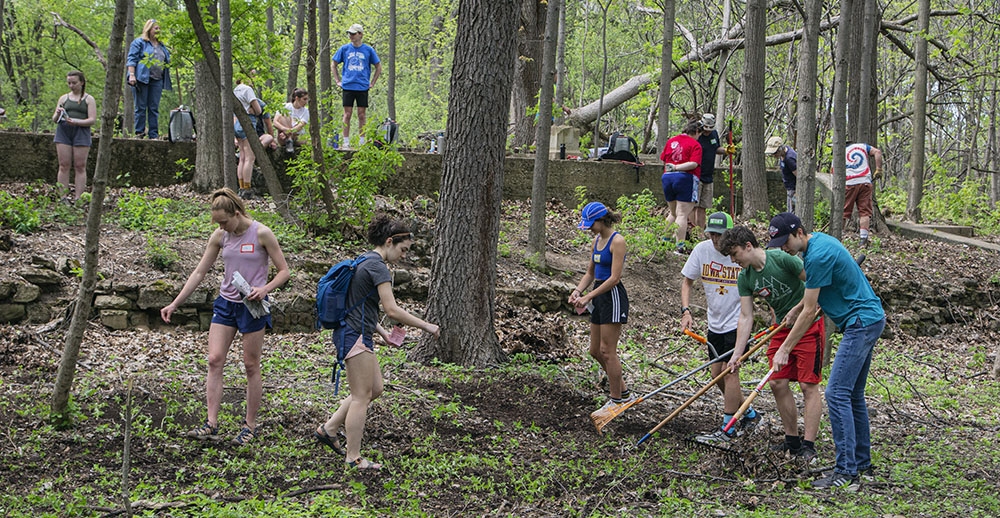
[722,367,775,433]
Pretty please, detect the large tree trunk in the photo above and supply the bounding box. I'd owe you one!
[219,0,237,188]
[408,0,519,366]
[51,0,129,425]
[740,0,768,217]
[193,58,224,191]
[794,0,821,230]
[286,0,306,96]
[306,0,336,215]
[906,0,930,222]
[511,0,545,149]
[830,0,854,240]
[855,0,877,144]
[655,0,676,153]
[318,0,331,121]
[528,0,560,264]
[387,0,397,120]
[713,0,732,170]
[122,0,134,136]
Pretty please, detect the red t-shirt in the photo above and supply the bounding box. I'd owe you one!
[660,134,702,179]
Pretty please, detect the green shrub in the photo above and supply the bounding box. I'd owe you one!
[145,233,180,271]
[0,191,42,233]
[113,192,213,237]
[616,189,674,259]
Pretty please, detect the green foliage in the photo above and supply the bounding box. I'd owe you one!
[615,189,674,259]
[145,232,180,271]
[880,166,1000,235]
[113,192,214,237]
[0,191,42,233]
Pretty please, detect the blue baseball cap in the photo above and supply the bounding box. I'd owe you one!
[578,201,608,229]
[767,212,802,248]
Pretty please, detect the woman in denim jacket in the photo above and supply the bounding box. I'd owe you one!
[127,19,172,139]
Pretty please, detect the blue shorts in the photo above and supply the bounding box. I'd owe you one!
[334,325,374,359]
[662,172,700,203]
[234,114,259,140]
[211,296,271,333]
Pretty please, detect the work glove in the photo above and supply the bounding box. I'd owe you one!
[726,144,737,156]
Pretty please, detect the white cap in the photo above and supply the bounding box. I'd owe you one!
[699,113,716,131]
[347,23,363,34]
[765,136,783,155]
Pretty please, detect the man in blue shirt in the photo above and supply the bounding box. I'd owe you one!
[765,136,797,212]
[767,212,885,491]
[332,23,381,147]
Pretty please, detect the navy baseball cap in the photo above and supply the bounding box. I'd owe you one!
[767,212,802,248]
[578,201,609,229]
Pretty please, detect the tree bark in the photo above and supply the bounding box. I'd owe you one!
[793,0,821,230]
[51,0,129,424]
[553,0,567,123]
[193,57,224,192]
[528,0,560,264]
[219,0,237,189]
[286,0,307,96]
[655,0,676,153]
[740,0,768,218]
[318,0,331,121]
[906,0,930,222]
[855,0,877,144]
[122,0,134,136]
[989,64,999,204]
[306,0,336,216]
[713,0,732,170]
[511,0,546,149]
[387,0,397,120]
[830,0,854,240]
[593,0,611,154]
[408,0,519,366]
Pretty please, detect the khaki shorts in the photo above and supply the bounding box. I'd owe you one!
[697,181,714,209]
[844,182,874,219]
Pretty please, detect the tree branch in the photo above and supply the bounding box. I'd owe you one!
[50,12,106,68]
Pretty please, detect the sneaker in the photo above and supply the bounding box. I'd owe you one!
[858,465,876,481]
[232,422,260,446]
[737,411,762,434]
[812,471,859,491]
[185,420,219,440]
[798,443,818,463]
[673,242,689,255]
[694,428,734,445]
[285,139,295,153]
[769,440,803,456]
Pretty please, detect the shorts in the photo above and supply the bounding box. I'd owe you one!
[53,122,92,147]
[706,329,737,362]
[234,114,260,140]
[767,318,825,384]
[211,296,271,333]
[343,89,369,108]
[844,182,874,219]
[590,279,628,325]
[662,172,699,203]
[697,181,714,209]
[335,325,374,361]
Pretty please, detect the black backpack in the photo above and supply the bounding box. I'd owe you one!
[168,106,196,142]
[601,132,639,162]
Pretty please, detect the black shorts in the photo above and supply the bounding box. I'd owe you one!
[343,89,369,108]
[590,280,628,325]
[706,329,737,362]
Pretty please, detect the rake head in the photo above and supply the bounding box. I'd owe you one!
[589,401,630,434]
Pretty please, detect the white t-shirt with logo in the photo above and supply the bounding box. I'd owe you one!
[681,239,742,333]
[283,102,310,134]
[845,143,873,186]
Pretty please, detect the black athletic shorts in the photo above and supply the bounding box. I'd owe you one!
[343,89,369,108]
[590,280,628,325]
[706,329,737,362]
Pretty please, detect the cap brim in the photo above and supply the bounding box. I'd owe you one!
[705,225,727,234]
[766,233,790,248]
[764,145,779,154]
[577,219,595,230]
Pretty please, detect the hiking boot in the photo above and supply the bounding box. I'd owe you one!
[186,420,219,440]
[694,428,734,445]
[798,443,818,463]
[812,471,859,491]
[737,411,762,435]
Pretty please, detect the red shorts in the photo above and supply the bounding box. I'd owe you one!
[767,318,825,384]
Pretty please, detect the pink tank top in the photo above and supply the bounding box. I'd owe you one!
[219,220,269,302]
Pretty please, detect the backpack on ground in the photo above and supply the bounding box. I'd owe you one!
[377,119,399,148]
[168,105,196,142]
[601,132,639,162]
[315,254,378,394]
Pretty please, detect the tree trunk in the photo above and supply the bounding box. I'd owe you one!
[794,0,821,230]
[511,0,545,149]
[306,0,336,216]
[554,0,567,123]
[906,0,929,222]
[266,6,274,90]
[408,0,519,366]
[51,0,129,425]
[193,58,224,192]
[387,0,397,120]
[184,0,293,222]
[219,0,237,189]
[740,0,768,218]
[428,15,445,98]
[655,0,675,153]
[830,0,853,240]
[989,68,999,204]
[855,0,877,144]
[122,0,134,136]
[713,0,732,170]
[593,0,611,154]
[846,5,864,142]
[286,0,306,96]
[318,0,331,122]
[528,0,560,264]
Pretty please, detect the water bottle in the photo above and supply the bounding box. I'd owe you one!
[560,143,566,159]
[429,139,436,154]
[332,132,340,149]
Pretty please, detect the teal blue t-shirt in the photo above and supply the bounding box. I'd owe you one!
[801,232,884,329]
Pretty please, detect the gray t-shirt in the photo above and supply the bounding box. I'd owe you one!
[345,251,392,337]
[149,45,166,80]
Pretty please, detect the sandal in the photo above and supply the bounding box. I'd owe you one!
[315,426,346,455]
[185,420,219,440]
[346,457,382,471]
[231,422,260,446]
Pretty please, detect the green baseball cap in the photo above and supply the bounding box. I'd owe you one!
[705,212,734,234]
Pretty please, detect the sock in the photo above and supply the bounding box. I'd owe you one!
[239,179,247,189]
[722,413,734,428]
[803,439,815,450]
[743,408,757,419]
[860,228,869,239]
[620,389,631,399]
[786,434,802,450]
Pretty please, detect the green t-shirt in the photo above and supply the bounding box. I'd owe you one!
[736,249,805,322]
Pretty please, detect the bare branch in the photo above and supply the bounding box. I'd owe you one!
[49,12,107,68]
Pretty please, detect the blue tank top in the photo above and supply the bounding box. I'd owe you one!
[592,232,620,281]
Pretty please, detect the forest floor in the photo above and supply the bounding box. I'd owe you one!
[1,182,1000,517]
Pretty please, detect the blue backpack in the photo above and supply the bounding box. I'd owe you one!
[315,254,377,394]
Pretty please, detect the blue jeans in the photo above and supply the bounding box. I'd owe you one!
[133,78,164,138]
[826,316,885,475]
